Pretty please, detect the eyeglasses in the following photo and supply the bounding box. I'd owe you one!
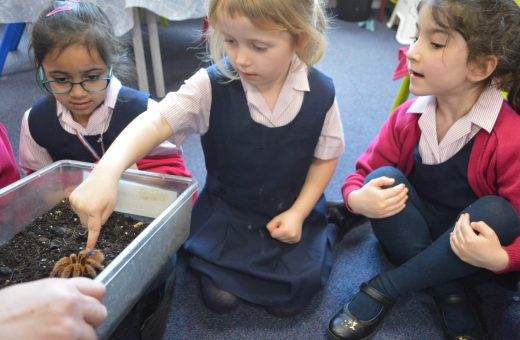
[39,65,112,94]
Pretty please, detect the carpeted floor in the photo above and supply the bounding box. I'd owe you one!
[1,8,519,340]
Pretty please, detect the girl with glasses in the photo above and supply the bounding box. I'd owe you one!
[17,3,192,338]
[19,1,192,180]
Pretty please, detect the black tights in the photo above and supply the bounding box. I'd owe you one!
[200,275,241,313]
[367,167,519,299]
[348,167,519,329]
[199,275,305,317]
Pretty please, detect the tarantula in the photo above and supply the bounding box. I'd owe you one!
[50,249,105,278]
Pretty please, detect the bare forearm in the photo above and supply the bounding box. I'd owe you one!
[291,157,338,218]
[93,110,172,177]
[487,248,509,272]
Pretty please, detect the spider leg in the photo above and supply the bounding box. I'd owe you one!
[84,265,98,278]
[86,259,105,271]
[61,265,73,278]
[50,266,62,277]
[69,254,78,264]
[50,257,71,277]
[72,263,83,277]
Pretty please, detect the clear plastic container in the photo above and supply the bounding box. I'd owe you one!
[0,160,197,339]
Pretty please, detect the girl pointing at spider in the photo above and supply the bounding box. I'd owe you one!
[69,0,344,317]
[19,1,192,178]
[19,3,192,338]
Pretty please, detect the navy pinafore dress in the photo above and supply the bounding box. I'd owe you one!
[183,64,338,308]
[409,137,478,235]
[28,87,149,162]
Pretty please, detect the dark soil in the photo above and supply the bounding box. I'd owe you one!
[0,199,149,287]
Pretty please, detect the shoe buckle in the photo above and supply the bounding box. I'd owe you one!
[341,319,358,330]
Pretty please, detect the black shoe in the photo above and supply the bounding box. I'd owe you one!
[200,275,241,313]
[434,293,489,340]
[265,305,304,318]
[326,201,366,236]
[327,283,394,340]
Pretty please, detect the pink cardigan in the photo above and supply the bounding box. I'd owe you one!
[0,123,20,189]
[342,99,520,273]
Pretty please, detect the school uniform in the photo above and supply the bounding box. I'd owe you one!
[0,123,20,189]
[342,86,520,300]
[155,56,345,307]
[342,87,520,218]
[19,77,191,178]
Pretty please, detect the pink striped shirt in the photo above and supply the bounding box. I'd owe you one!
[156,57,345,160]
[19,77,180,175]
[408,86,503,164]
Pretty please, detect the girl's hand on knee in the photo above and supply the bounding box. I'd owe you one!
[266,210,304,244]
[450,213,509,272]
[348,176,408,219]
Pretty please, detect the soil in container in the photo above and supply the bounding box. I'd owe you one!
[0,199,149,287]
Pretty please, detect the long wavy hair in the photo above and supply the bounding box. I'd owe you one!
[421,0,520,112]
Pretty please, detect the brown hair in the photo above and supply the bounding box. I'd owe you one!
[420,0,520,112]
[31,1,135,86]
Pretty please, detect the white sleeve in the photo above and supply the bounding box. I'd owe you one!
[19,108,54,175]
[155,68,212,146]
[314,98,345,160]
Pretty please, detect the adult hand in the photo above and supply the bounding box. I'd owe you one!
[348,176,408,218]
[450,213,509,272]
[0,277,107,340]
[267,209,304,244]
[69,169,118,250]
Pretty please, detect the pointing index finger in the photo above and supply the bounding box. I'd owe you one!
[86,214,102,251]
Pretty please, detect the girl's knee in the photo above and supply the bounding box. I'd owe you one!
[365,166,406,186]
[469,196,519,243]
[473,196,517,223]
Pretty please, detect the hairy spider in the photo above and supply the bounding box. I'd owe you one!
[50,249,105,278]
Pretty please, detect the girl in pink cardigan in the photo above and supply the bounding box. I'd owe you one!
[328,0,520,339]
[0,123,20,189]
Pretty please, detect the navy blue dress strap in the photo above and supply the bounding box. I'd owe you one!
[409,137,478,212]
[202,63,334,214]
[28,87,149,162]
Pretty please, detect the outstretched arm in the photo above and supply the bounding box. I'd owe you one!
[69,110,173,250]
[0,278,106,340]
[267,157,338,243]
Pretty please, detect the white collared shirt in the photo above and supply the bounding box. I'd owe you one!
[407,86,503,164]
[19,76,179,174]
[157,56,345,160]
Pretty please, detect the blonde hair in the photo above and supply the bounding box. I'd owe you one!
[207,0,328,79]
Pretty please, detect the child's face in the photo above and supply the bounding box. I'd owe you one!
[406,5,471,98]
[217,13,296,93]
[41,44,109,127]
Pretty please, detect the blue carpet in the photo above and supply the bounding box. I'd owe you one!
[1,9,519,340]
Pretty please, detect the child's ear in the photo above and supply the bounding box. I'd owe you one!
[468,55,498,82]
[294,33,310,52]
